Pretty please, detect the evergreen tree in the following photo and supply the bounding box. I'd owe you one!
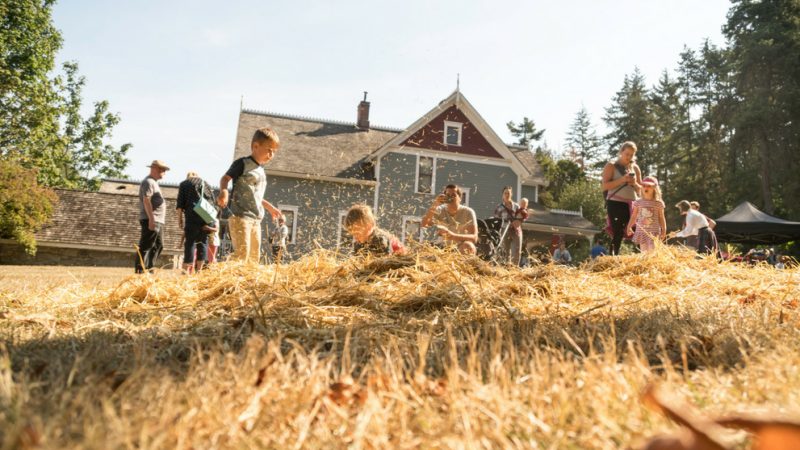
[724,0,800,216]
[506,117,545,148]
[603,68,656,174]
[564,106,603,171]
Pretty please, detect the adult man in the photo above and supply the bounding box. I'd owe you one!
[218,127,282,262]
[176,172,216,273]
[421,184,478,254]
[135,160,169,273]
[270,216,289,263]
[671,200,717,254]
[553,241,572,265]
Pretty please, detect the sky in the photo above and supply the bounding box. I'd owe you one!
[52,0,732,186]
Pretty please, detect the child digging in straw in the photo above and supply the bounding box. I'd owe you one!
[344,204,405,256]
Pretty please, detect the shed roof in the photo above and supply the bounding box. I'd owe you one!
[35,189,182,254]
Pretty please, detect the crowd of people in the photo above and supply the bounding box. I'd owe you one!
[134,132,790,273]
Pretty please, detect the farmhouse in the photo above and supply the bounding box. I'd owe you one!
[235,90,598,257]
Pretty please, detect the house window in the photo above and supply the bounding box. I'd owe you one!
[337,210,351,250]
[401,216,424,244]
[278,205,298,244]
[460,187,470,207]
[444,121,462,146]
[416,155,435,194]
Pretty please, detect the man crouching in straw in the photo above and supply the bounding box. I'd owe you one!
[421,184,478,255]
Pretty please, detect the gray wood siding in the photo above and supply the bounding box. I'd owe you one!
[264,176,374,256]
[522,185,537,204]
[376,152,519,237]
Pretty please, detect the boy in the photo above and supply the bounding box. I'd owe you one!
[218,128,282,262]
[344,204,404,256]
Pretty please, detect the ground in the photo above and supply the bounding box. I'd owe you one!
[0,247,798,449]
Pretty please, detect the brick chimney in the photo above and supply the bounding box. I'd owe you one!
[357,91,370,130]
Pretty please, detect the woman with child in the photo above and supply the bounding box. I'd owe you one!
[493,186,529,266]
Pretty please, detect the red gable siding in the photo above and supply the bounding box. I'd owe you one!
[400,106,503,158]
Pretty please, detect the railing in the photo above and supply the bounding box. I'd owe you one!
[550,206,583,217]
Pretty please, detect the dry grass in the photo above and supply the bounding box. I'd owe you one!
[1,245,799,449]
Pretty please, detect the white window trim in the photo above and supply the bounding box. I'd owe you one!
[443,121,463,146]
[414,154,437,195]
[401,215,424,244]
[277,204,298,244]
[460,187,471,207]
[336,210,349,250]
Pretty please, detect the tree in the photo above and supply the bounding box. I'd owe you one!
[506,117,545,148]
[0,159,57,254]
[564,106,603,170]
[534,147,585,206]
[555,180,605,228]
[724,0,800,216]
[603,68,656,174]
[0,0,130,190]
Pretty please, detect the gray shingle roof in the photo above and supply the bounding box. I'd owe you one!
[234,110,400,180]
[525,202,598,231]
[36,189,182,254]
[508,146,546,186]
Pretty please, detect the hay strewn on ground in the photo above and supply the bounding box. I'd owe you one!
[1,245,799,449]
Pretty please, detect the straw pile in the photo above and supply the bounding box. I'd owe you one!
[1,244,799,449]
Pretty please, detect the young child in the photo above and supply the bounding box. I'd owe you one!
[626,176,666,253]
[512,197,530,231]
[344,204,405,256]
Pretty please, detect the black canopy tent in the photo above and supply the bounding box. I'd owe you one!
[714,201,800,245]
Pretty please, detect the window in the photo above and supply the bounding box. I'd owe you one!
[278,205,298,244]
[336,210,351,250]
[460,187,470,207]
[401,216,424,244]
[444,121,462,146]
[416,155,435,194]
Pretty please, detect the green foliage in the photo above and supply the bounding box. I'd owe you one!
[603,68,656,174]
[0,0,130,190]
[506,117,545,147]
[0,159,57,254]
[533,148,585,207]
[556,180,605,228]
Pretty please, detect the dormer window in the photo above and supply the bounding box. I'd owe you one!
[444,121,462,146]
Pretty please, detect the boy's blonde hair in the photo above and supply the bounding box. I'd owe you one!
[690,201,700,210]
[252,127,280,147]
[344,204,376,230]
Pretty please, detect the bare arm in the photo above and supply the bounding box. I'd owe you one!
[421,196,445,227]
[442,223,478,243]
[626,205,639,234]
[632,165,643,196]
[143,196,156,230]
[706,215,716,230]
[261,199,281,218]
[659,208,667,239]
[601,163,628,192]
[218,175,232,207]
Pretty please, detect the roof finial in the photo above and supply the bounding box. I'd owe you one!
[240,95,243,111]
[456,73,460,93]
[363,91,368,102]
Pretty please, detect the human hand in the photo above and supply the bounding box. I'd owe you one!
[434,194,447,206]
[436,225,452,239]
[148,219,156,231]
[217,190,228,208]
[626,227,634,236]
[660,233,667,241]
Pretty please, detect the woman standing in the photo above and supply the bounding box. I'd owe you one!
[601,142,642,255]
[493,186,522,266]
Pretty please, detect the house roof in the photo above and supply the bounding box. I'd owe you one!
[234,109,400,180]
[524,202,598,231]
[99,178,180,199]
[35,189,182,254]
[368,91,531,178]
[508,146,547,186]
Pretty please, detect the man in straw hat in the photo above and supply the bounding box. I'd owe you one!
[135,160,170,273]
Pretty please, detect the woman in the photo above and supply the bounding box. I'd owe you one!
[601,141,642,255]
[493,186,522,266]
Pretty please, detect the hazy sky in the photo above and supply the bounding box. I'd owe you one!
[52,0,732,185]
